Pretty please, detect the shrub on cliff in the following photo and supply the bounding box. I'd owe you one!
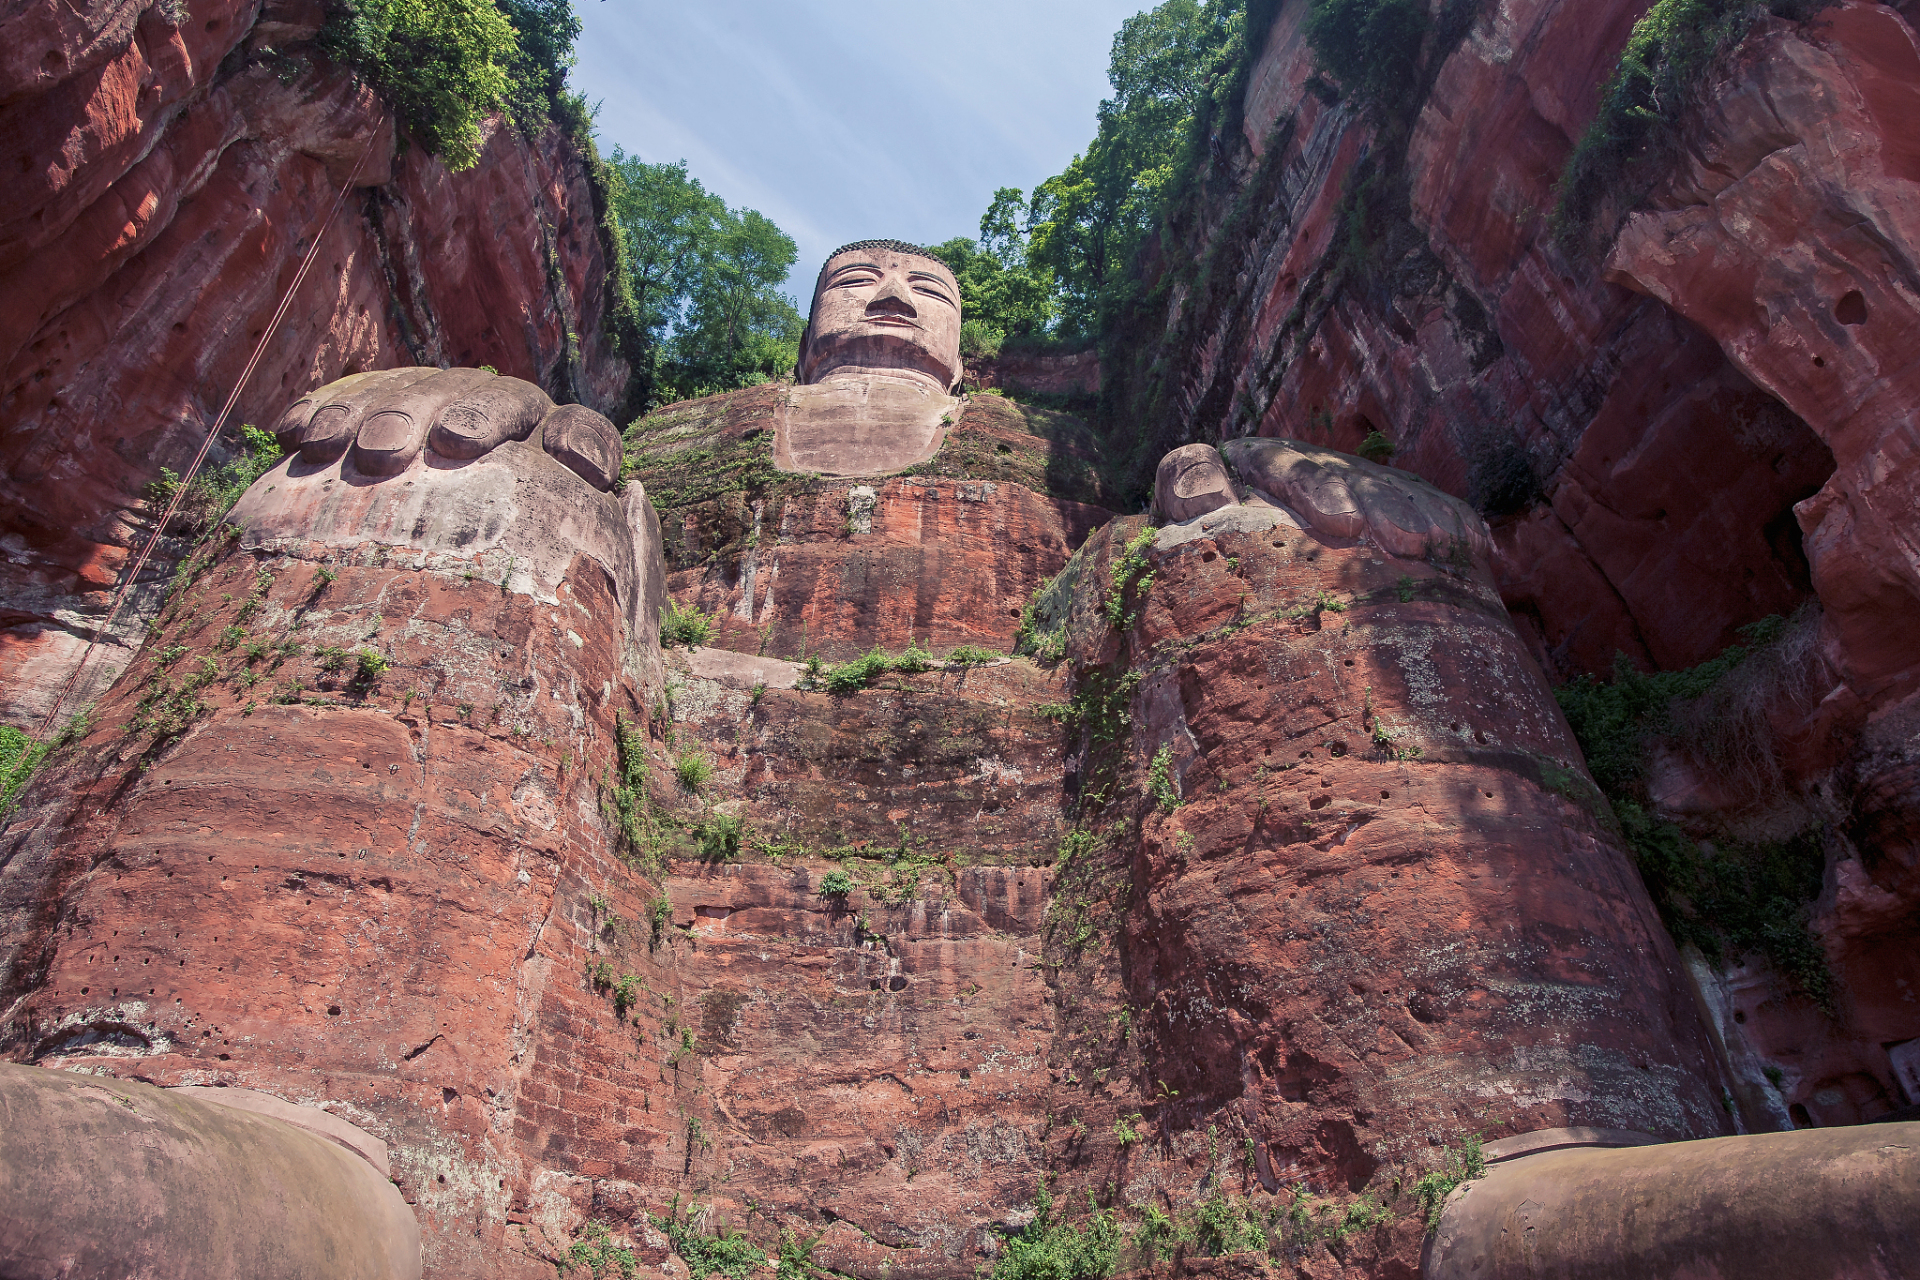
[323,0,587,170]
[1555,0,1825,238]
[145,424,286,537]
[1301,0,1429,105]
[1555,610,1833,1004]
[322,0,516,169]
[992,1180,1119,1280]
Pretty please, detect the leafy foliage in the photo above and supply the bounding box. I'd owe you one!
[604,153,804,408]
[0,726,49,816]
[1193,1188,1266,1255]
[604,713,662,868]
[1410,1134,1485,1230]
[991,1181,1119,1280]
[1301,0,1430,105]
[694,812,744,861]
[945,645,1005,668]
[1555,616,1832,1002]
[675,750,714,792]
[1555,0,1822,235]
[145,424,287,537]
[931,188,1055,353]
[817,870,854,898]
[494,0,581,129]
[1146,745,1180,813]
[322,0,520,169]
[1027,1,1248,341]
[652,1211,765,1280]
[660,598,720,649]
[1104,526,1158,629]
[563,1221,638,1279]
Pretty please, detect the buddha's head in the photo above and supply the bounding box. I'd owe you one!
[797,240,963,393]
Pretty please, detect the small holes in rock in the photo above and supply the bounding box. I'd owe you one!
[1473,730,1488,745]
[1835,290,1868,326]
[1008,607,1021,617]
[1734,1010,1747,1024]
[1203,551,1216,563]
[327,1004,341,1016]
[1344,659,1354,666]
[888,975,908,992]
[959,1069,971,1080]
[1328,742,1347,757]
[1813,355,1826,368]
[1381,790,1390,799]
[443,1087,458,1103]
[1483,790,1493,798]
[1310,795,1331,810]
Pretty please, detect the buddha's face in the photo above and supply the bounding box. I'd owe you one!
[800,247,962,391]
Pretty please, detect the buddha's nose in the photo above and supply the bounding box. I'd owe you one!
[865,273,918,318]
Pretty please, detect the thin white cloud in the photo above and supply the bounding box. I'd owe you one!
[571,0,1144,296]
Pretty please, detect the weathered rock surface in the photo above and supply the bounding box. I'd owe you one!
[626,384,1119,663]
[1122,0,1920,1134]
[0,1062,421,1280]
[0,0,629,730]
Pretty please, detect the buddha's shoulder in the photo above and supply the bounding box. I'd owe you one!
[621,383,1121,514]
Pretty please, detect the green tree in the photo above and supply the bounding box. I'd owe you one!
[1023,0,1246,339]
[324,0,517,169]
[931,188,1055,356]
[496,0,583,127]
[1301,0,1430,106]
[666,209,804,399]
[603,155,804,407]
[323,0,586,170]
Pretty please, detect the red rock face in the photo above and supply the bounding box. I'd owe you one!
[673,477,1111,664]
[0,0,628,730]
[1125,516,1727,1137]
[0,537,652,1277]
[1126,0,1920,1130]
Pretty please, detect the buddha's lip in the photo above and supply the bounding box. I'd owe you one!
[862,315,921,330]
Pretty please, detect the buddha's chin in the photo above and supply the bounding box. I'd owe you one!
[801,326,958,391]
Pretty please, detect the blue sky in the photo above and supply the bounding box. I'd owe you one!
[570,0,1148,301]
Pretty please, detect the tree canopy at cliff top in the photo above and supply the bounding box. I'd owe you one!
[936,0,1249,352]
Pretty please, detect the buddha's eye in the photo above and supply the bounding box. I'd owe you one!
[912,285,955,306]
[832,271,880,289]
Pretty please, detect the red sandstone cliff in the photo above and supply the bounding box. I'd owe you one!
[0,0,629,731]
[1125,0,1920,1133]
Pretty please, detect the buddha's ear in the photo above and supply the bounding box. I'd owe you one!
[794,322,812,383]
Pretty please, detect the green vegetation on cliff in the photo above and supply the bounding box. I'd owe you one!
[1555,612,1832,1003]
[957,0,1251,346]
[1555,0,1825,238]
[322,0,583,169]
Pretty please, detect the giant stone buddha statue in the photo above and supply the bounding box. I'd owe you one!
[777,239,965,476]
[10,231,1917,1280]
